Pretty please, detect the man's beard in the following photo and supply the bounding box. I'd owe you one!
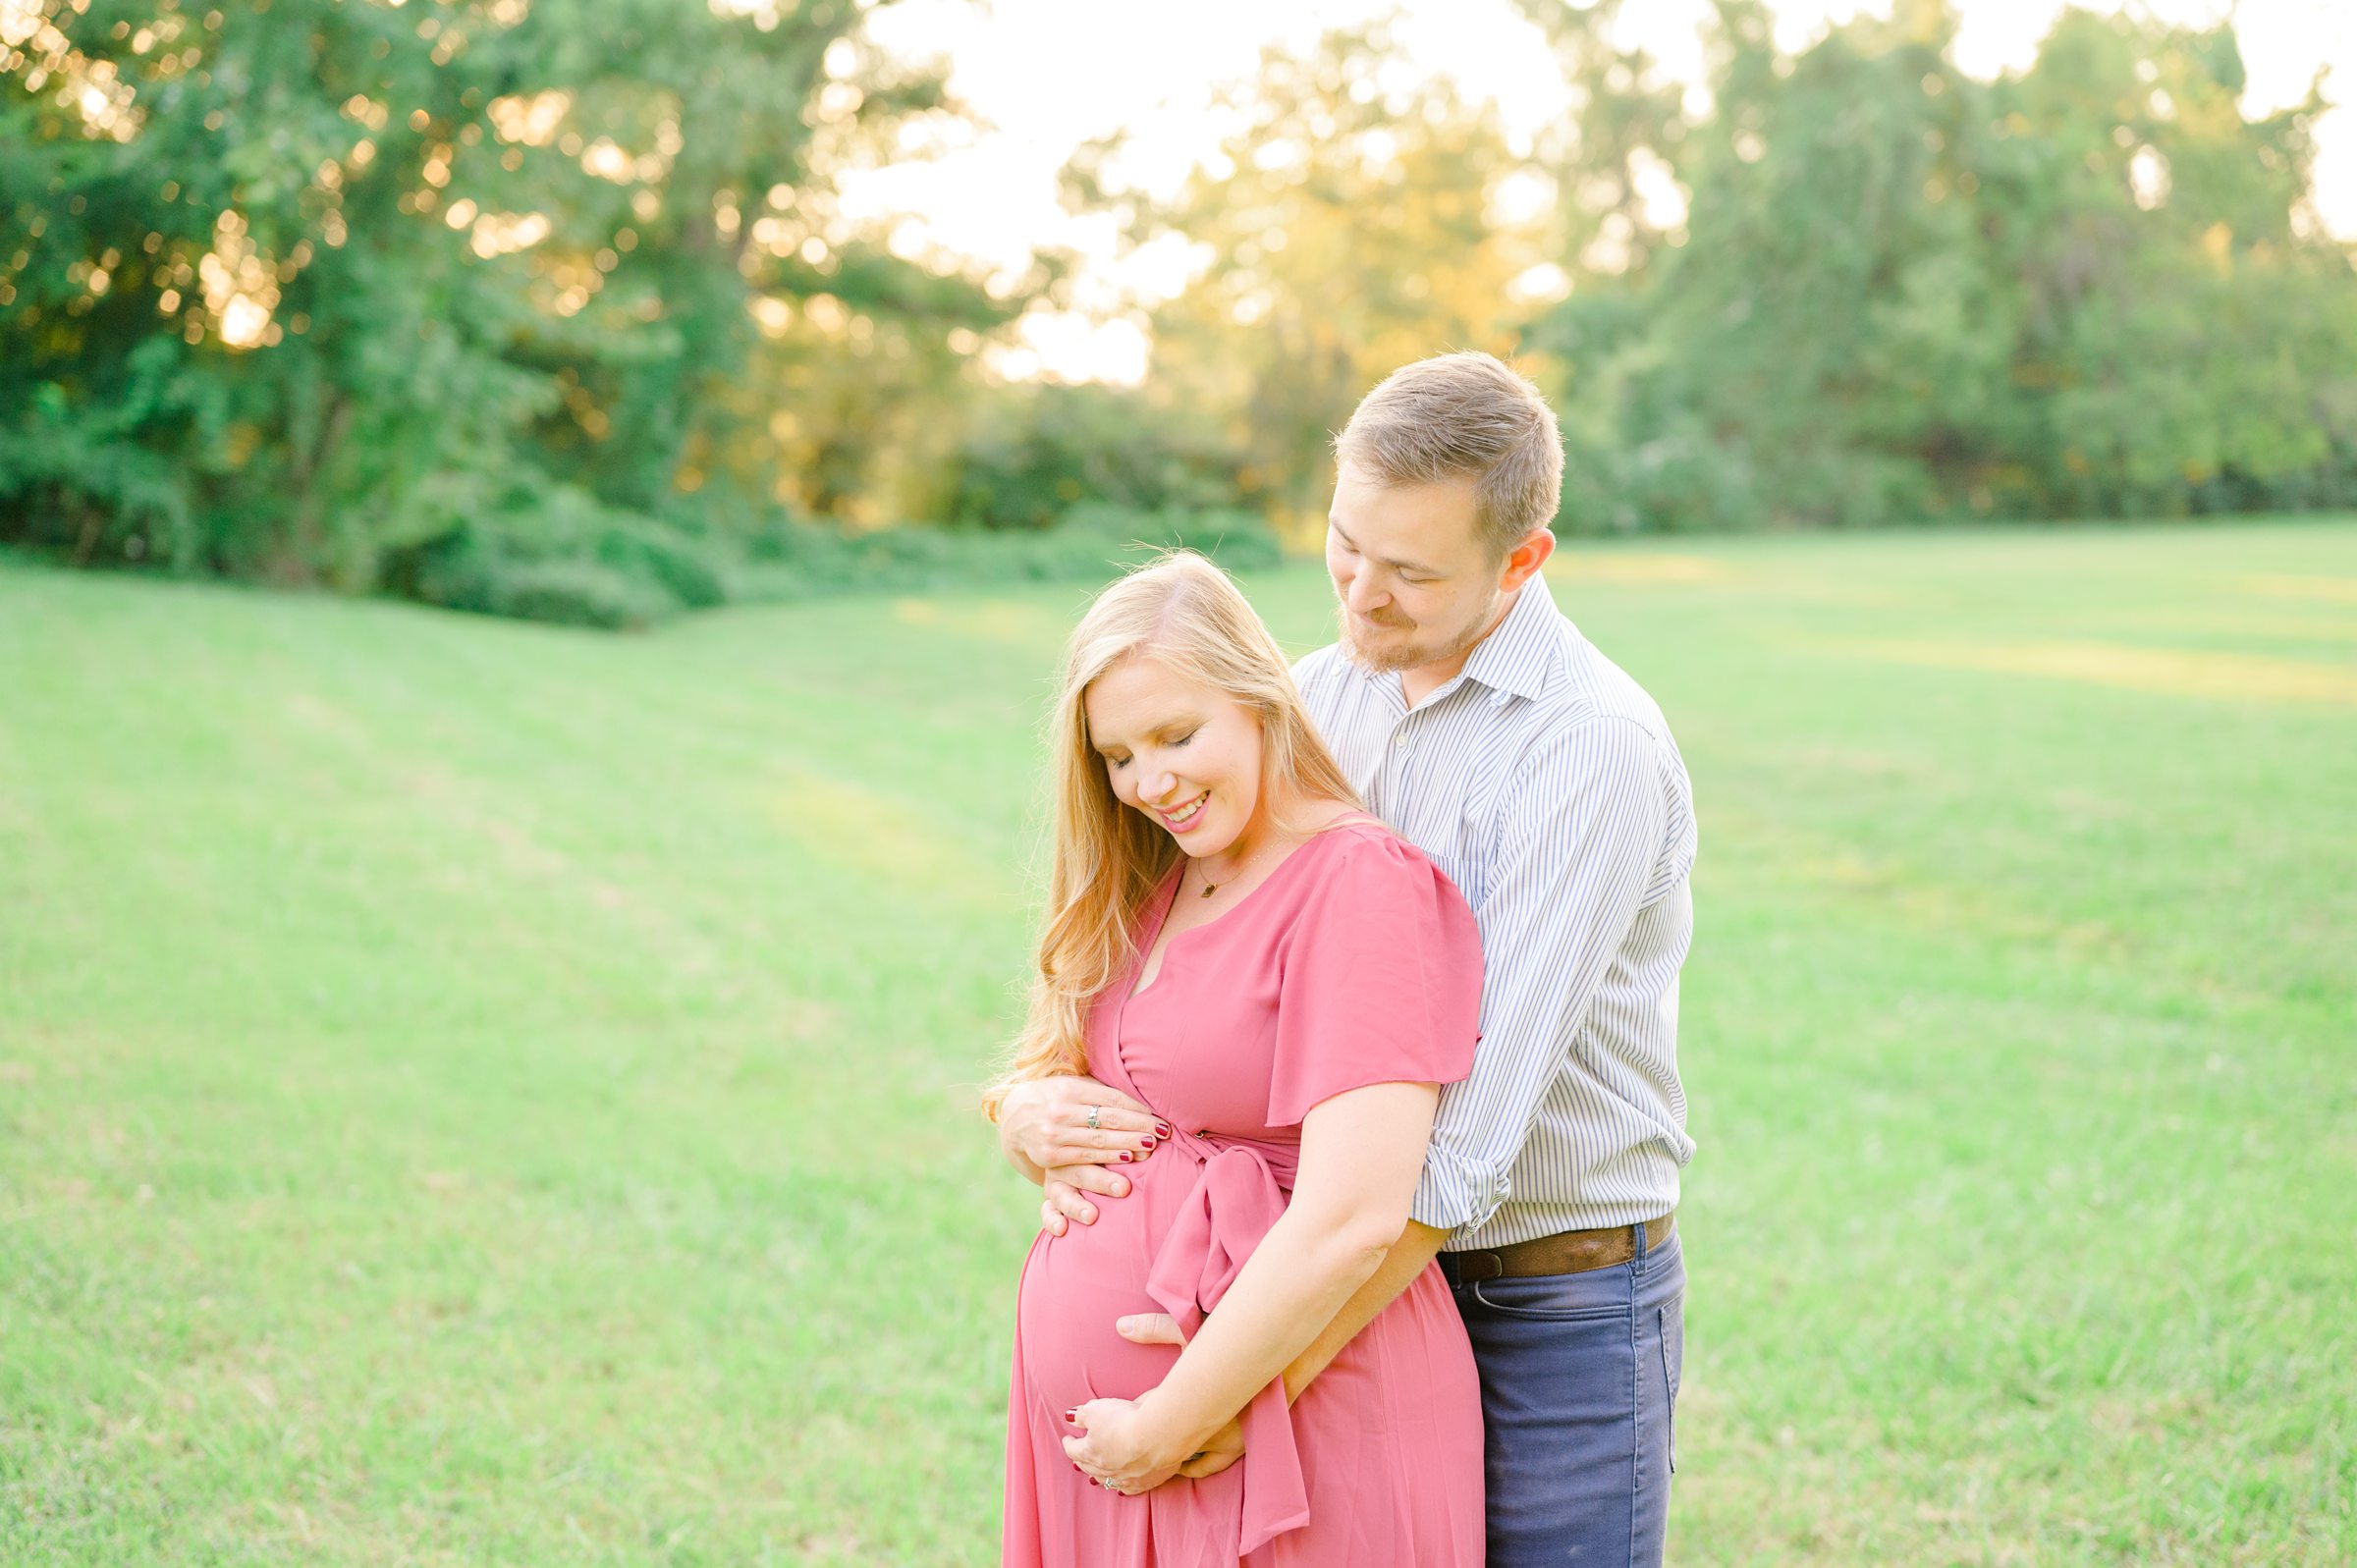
[1337,593,1499,675]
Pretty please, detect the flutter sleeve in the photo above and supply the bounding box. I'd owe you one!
[1264,829,1485,1128]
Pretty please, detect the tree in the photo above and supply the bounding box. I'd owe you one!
[0,0,1013,601]
[1092,26,1544,537]
[1523,0,2357,531]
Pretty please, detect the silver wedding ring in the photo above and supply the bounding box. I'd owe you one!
[1085,1106,1101,1130]
[1097,1475,1120,1491]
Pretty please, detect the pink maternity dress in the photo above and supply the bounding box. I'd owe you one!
[1002,820,1487,1568]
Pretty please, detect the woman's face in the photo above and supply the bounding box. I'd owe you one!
[1082,655,1267,858]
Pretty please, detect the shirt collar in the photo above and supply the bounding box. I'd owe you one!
[1338,569,1568,709]
[1458,570,1565,703]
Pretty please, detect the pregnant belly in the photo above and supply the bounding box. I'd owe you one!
[1014,1165,1189,1419]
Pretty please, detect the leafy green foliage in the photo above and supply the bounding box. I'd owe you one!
[1531,0,2357,531]
[940,381,1241,533]
[1109,25,1543,536]
[1,0,1013,609]
[8,0,2357,624]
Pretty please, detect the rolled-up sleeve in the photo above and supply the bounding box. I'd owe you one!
[1408,715,1668,1235]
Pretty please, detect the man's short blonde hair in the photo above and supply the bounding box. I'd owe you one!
[1333,351,1563,561]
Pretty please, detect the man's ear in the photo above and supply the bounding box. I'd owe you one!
[1500,529,1556,593]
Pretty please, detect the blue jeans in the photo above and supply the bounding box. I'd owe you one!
[1443,1225,1684,1568]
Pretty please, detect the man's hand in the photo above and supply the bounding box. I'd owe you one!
[1000,1075,1170,1176]
[1039,1164,1132,1234]
[1176,1417,1245,1480]
[1115,1313,1244,1478]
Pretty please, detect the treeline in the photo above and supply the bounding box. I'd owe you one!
[1534,0,2357,531]
[0,0,1266,625]
[5,0,2354,626]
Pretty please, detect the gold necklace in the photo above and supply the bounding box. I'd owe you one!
[1193,833,1284,898]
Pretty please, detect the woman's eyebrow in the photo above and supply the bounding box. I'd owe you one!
[1091,715,1202,753]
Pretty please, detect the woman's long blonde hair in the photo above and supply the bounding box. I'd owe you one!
[980,551,1363,1121]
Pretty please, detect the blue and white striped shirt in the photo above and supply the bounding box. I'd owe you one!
[1293,571,1697,1247]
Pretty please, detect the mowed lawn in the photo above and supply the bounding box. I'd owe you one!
[1,520,2351,1566]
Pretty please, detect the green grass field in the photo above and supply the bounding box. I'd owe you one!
[2,521,2352,1565]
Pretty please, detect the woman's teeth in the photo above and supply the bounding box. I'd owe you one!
[1163,792,1208,827]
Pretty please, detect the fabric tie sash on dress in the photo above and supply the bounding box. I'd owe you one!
[1138,1132,1311,1563]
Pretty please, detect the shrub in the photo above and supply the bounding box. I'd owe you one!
[380,483,718,628]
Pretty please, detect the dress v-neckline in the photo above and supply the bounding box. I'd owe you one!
[1124,867,1194,1002]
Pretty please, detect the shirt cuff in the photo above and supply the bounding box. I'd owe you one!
[1409,1147,1508,1236]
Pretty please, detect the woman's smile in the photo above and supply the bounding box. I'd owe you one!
[1157,790,1210,832]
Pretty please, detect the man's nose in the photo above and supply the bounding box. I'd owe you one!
[1345,571,1388,615]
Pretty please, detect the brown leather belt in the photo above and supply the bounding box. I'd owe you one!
[1441,1214,1675,1282]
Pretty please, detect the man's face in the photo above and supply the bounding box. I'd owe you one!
[1324,460,1507,675]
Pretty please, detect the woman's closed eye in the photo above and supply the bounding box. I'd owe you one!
[1106,730,1197,768]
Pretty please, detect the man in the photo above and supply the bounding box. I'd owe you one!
[998,351,1697,1566]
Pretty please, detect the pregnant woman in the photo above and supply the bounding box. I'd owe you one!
[983,551,1486,1567]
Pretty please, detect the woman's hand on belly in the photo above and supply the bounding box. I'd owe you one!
[1065,1388,1202,1496]
[1114,1314,1247,1480]
[1001,1076,1171,1172]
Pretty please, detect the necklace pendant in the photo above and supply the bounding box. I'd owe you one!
[1200,883,1219,898]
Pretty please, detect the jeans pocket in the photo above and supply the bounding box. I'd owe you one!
[1658,1299,1683,1473]
[1468,1267,1632,1323]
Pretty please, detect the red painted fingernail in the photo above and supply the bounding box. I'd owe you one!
[1154,1121,1172,1137]
[1119,1152,1133,1162]
[1140,1137,1155,1150]
[1064,1408,1077,1422]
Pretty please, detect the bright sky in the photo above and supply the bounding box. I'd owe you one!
[849,0,2357,382]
